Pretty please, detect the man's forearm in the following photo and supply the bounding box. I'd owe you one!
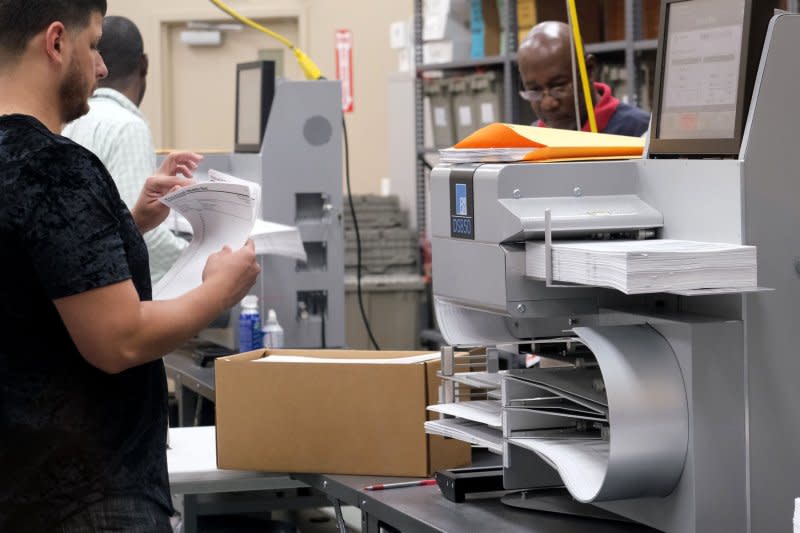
[120,279,231,368]
[55,278,234,374]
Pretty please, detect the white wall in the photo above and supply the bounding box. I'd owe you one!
[108,0,413,194]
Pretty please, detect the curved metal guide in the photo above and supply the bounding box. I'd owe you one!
[507,324,688,503]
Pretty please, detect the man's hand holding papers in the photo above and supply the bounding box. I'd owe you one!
[154,169,307,300]
[202,239,261,310]
[131,151,204,234]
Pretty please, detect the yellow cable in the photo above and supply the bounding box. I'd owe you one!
[208,0,323,80]
[566,0,598,133]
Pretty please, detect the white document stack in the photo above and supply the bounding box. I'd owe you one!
[424,372,505,455]
[154,169,307,300]
[526,239,757,294]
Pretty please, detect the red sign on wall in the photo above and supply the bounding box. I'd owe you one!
[335,29,354,113]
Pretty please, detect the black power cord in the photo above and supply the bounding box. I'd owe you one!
[419,153,434,171]
[342,115,381,350]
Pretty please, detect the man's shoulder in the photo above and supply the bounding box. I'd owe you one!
[76,98,147,129]
[0,114,60,153]
[0,117,109,227]
[605,102,651,137]
[63,98,151,153]
[0,115,91,167]
[616,102,650,120]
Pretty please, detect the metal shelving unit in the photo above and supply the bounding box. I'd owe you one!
[417,55,508,72]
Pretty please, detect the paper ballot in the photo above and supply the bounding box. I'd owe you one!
[254,353,440,365]
[508,437,609,503]
[424,419,503,454]
[427,400,503,428]
[153,169,306,300]
[526,239,757,294]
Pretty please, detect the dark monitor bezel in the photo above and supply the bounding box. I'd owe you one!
[234,60,276,153]
[648,0,775,158]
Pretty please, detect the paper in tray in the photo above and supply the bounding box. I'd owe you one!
[425,419,503,454]
[427,400,502,428]
[506,367,608,409]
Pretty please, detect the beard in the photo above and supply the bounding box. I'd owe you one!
[59,56,93,124]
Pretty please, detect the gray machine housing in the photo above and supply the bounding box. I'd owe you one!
[430,14,800,533]
[196,80,344,349]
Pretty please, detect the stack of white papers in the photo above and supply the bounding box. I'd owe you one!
[507,437,609,503]
[442,371,503,390]
[427,400,502,428]
[153,169,307,300]
[425,371,505,453]
[254,353,440,365]
[526,239,757,294]
[439,147,532,163]
[424,419,503,454]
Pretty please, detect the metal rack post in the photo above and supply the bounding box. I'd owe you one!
[624,0,637,105]
[504,0,518,122]
[414,0,427,236]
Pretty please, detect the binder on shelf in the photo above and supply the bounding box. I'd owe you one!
[470,0,501,58]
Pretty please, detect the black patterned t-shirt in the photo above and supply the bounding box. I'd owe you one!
[0,114,172,530]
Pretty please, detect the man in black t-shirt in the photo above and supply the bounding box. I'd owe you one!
[0,2,261,531]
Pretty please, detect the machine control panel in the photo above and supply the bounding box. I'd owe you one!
[450,170,475,240]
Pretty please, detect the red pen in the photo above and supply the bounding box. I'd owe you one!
[364,479,437,491]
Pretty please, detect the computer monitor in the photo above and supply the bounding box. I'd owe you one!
[649,0,776,157]
[235,60,276,153]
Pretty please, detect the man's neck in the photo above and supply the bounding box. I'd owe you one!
[100,78,142,108]
[0,74,62,133]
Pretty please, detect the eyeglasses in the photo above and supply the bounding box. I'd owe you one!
[519,81,574,102]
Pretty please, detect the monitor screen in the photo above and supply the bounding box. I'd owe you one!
[649,0,776,157]
[658,0,745,140]
[235,61,275,153]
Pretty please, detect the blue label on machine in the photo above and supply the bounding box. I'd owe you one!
[450,170,475,240]
[455,183,468,216]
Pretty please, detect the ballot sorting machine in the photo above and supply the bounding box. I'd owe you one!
[427,4,799,533]
[193,76,344,349]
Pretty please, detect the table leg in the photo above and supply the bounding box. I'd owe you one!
[176,383,198,427]
[181,494,198,533]
[362,511,381,533]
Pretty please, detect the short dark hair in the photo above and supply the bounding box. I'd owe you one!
[99,16,144,83]
[0,0,107,56]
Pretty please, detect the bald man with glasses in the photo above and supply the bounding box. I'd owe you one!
[517,21,650,137]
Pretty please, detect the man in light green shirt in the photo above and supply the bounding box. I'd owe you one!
[64,16,197,283]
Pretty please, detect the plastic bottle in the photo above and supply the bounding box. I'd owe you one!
[238,295,263,351]
[262,309,284,349]
[794,497,800,533]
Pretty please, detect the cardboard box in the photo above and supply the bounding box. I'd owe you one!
[215,349,472,477]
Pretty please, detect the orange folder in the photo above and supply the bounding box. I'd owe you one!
[453,123,645,162]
